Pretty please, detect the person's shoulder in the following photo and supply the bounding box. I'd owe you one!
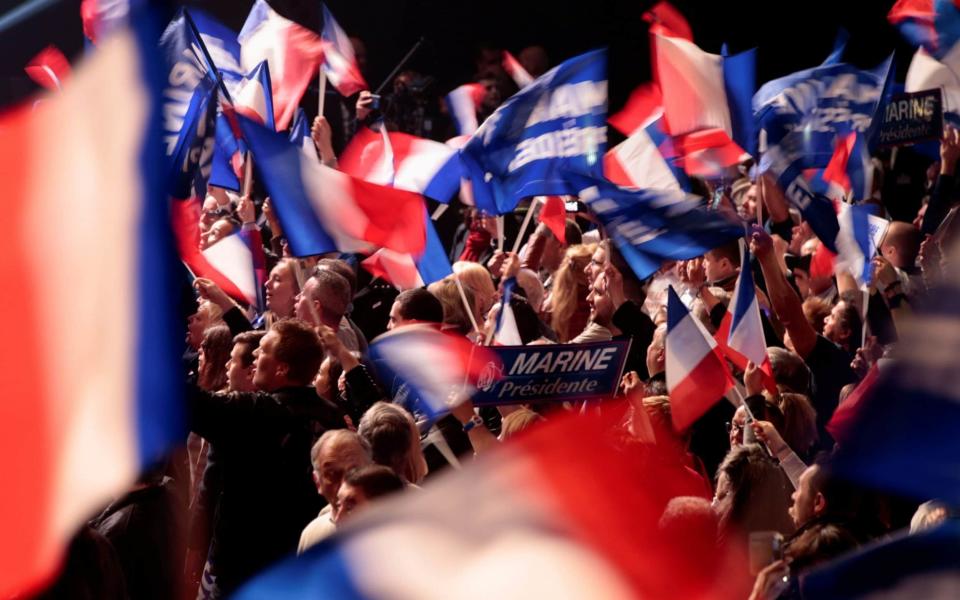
[298,508,336,555]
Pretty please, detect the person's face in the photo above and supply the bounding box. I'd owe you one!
[252,331,284,391]
[646,334,665,377]
[333,481,367,525]
[480,78,501,110]
[702,251,733,284]
[789,222,812,256]
[729,406,747,448]
[200,197,221,233]
[542,236,564,273]
[187,303,214,351]
[203,219,233,250]
[387,301,406,330]
[585,246,607,286]
[790,465,821,528]
[823,302,847,344]
[226,342,256,392]
[317,448,367,505]
[586,275,614,327]
[266,263,297,318]
[738,185,758,220]
[294,278,321,325]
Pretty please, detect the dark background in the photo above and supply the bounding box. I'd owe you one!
[0,0,912,113]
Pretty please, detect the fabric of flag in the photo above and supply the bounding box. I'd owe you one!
[822,132,872,201]
[238,115,427,257]
[222,60,276,130]
[24,46,71,92]
[666,286,734,431]
[460,49,608,215]
[829,285,960,505]
[608,82,663,136]
[0,19,183,598]
[209,109,246,191]
[445,83,486,136]
[339,126,463,203]
[538,196,568,243]
[642,1,693,40]
[802,522,960,599]
[238,0,325,130]
[826,363,880,446]
[80,0,128,44]
[361,211,453,290]
[888,0,960,60]
[604,114,686,192]
[713,311,776,395]
[368,324,501,418]
[288,107,313,152]
[905,45,960,121]
[834,202,876,285]
[754,55,892,252]
[727,246,768,366]
[503,50,535,88]
[159,8,239,188]
[578,179,743,281]
[653,34,757,159]
[494,277,524,345]
[234,405,750,599]
[320,4,368,97]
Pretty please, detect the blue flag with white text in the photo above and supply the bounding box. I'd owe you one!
[577,179,743,281]
[460,49,607,214]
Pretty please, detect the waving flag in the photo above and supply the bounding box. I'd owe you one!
[235,405,750,600]
[209,110,246,191]
[223,60,276,129]
[643,1,693,40]
[340,126,463,203]
[888,0,960,59]
[238,115,426,257]
[461,49,608,215]
[289,107,313,151]
[720,244,776,392]
[24,46,71,92]
[609,82,662,136]
[653,34,757,159]
[754,55,892,251]
[503,50,535,88]
[445,83,486,136]
[605,115,687,191]
[578,180,743,280]
[80,0,128,44]
[159,8,239,187]
[666,286,734,431]
[0,21,182,598]
[905,46,960,121]
[494,277,524,345]
[834,202,877,285]
[239,0,325,129]
[538,195,568,243]
[368,324,501,418]
[361,212,453,290]
[320,3,367,97]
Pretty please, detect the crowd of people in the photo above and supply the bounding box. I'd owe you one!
[32,34,960,600]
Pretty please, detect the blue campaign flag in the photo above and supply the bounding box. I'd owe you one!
[209,109,244,191]
[577,179,743,281]
[829,284,960,506]
[159,8,242,190]
[721,45,757,157]
[460,49,607,214]
[416,216,453,285]
[753,55,892,251]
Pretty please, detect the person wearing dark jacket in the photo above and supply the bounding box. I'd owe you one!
[188,319,346,596]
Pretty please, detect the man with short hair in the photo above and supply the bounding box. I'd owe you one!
[879,221,923,294]
[333,465,405,525]
[189,319,345,595]
[225,331,265,392]
[822,301,862,356]
[295,268,359,351]
[701,239,741,292]
[388,288,444,330]
[298,430,372,553]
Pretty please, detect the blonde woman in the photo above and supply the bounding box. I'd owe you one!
[542,243,596,342]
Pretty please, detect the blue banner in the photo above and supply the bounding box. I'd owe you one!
[460,49,607,214]
[754,57,892,251]
[159,8,242,192]
[471,341,630,406]
[877,89,943,148]
[576,178,743,281]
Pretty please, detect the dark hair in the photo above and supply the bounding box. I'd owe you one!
[564,218,583,246]
[232,331,266,368]
[395,288,444,323]
[768,348,812,395]
[272,319,325,385]
[716,445,795,541]
[199,325,233,391]
[835,301,863,353]
[508,293,543,344]
[785,522,860,573]
[315,258,357,299]
[344,465,405,499]
[706,239,742,268]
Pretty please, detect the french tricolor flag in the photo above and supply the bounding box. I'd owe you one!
[653,33,756,166]
[368,324,501,418]
[503,50,535,89]
[445,83,486,136]
[0,23,183,597]
[493,277,524,345]
[288,107,314,152]
[238,115,427,257]
[604,115,686,191]
[666,286,734,431]
[888,0,960,59]
[24,46,71,92]
[339,126,463,203]
[223,60,276,130]
[238,0,325,130]
[361,212,453,290]
[320,3,368,97]
[722,245,776,392]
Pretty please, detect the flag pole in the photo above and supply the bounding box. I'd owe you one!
[317,69,327,118]
[374,37,425,95]
[496,216,504,253]
[243,151,254,197]
[453,274,481,336]
[511,197,540,255]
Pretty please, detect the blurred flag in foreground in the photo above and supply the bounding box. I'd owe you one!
[320,3,368,96]
[24,46,71,92]
[235,403,750,599]
[0,18,183,598]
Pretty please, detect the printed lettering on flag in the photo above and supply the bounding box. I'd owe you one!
[461,49,608,215]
